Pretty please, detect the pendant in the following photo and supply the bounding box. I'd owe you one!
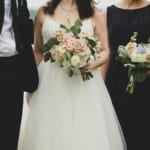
[67,17,71,26]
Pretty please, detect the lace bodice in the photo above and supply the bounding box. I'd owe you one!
[42,16,94,44]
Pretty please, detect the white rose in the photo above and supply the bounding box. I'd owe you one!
[131,46,150,62]
[59,48,66,53]
[131,50,147,62]
[71,55,80,67]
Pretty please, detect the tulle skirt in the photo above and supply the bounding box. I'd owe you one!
[18,60,126,150]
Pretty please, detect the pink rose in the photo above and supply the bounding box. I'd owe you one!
[74,39,88,56]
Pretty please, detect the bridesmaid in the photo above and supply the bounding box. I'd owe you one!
[103,0,150,150]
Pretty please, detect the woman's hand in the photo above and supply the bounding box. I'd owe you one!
[80,59,98,73]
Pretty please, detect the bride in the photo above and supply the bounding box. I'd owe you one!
[18,0,126,150]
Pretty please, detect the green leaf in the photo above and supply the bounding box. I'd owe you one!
[131,69,147,82]
[39,38,59,53]
[70,20,82,37]
[70,26,81,37]
[117,56,131,64]
[44,52,51,62]
[130,32,138,42]
[39,43,50,53]
[74,19,82,27]
[60,24,69,32]
[50,57,55,62]
[136,63,150,69]
[67,67,74,77]
[86,37,97,47]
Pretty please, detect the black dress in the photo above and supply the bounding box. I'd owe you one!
[106,4,150,150]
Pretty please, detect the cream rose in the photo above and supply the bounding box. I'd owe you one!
[71,55,80,67]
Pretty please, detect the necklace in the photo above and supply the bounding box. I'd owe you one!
[60,4,77,25]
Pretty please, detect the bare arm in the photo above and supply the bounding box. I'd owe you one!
[82,9,110,80]
[98,8,110,80]
[33,7,45,66]
[26,7,45,105]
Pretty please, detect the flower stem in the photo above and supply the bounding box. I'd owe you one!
[126,75,135,94]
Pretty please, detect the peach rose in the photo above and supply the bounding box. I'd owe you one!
[74,39,88,57]
[57,53,65,62]
[125,42,137,57]
[65,37,76,51]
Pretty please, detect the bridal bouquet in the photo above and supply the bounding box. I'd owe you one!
[117,32,150,94]
[39,20,101,81]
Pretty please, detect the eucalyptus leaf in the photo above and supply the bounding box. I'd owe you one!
[40,38,59,53]
[117,57,131,64]
[70,20,82,37]
[70,26,81,37]
[74,19,82,27]
[136,63,150,69]
[131,69,147,82]
[60,24,69,32]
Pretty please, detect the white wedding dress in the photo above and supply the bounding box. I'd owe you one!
[18,16,127,150]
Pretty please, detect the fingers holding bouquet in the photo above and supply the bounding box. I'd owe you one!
[80,59,98,73]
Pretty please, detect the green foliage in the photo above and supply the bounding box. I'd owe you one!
[44,52,51,62]
[67,67,74,77]
[60,24,69,32]
[44,52,55,62]
[131,69,147,82]
[86,37,97,47]
[126,67,148,94]
[136,63,150,69]
[130,32,138,42]
[117,56,131,64]
[39,38,59,53]
[70,20,82,37]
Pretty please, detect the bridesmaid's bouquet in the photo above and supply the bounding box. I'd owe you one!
[39,20,101,81]
[117,32,150,94]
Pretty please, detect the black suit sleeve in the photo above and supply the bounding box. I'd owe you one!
[20,0,39,92]
[21,0,34,44]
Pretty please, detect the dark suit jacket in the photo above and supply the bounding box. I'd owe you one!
[0,0,39,92]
